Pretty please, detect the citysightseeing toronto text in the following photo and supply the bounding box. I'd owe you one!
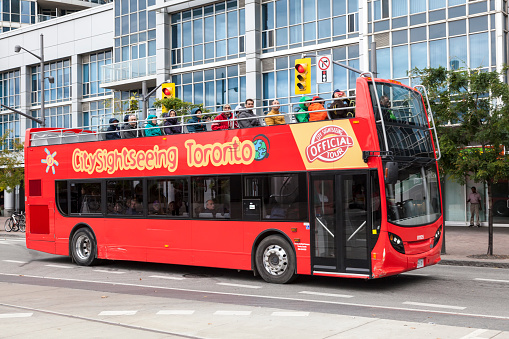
[71,137,256,174]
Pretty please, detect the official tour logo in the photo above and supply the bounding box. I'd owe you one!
[305,125,354,163]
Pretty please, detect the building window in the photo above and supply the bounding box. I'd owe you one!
[81,100,113,131]
[30,105,71,128]
[114,0,156,62]
[31,59,71,106]
[0,0,36,29]
[172,65,246,111]
[170,0,245,69]
[83,51,113,99]
[0,70,21,150]
[261,0,358,53]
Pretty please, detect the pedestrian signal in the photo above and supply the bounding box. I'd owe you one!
[161,83,175,113]
[294,58,311,95]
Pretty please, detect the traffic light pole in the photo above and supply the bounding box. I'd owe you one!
[303,54,364,75]
[139,79,171,121]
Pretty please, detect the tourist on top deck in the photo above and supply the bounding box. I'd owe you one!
[212,104,237,130]
[121,114,140,138]
[106,117,121,140]
[145,114,163,136]
[330,89,355,119]
[308,96,328,121]
[265,99,286,126]
[238,99,261,128]
[187,107,208,133]
[162,109,182,134]
[296,96,311,122]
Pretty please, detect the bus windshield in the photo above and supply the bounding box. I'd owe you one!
[370,82,435,159]
[385,163,441,226]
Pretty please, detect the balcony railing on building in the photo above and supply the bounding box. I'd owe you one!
[101,56,156,85]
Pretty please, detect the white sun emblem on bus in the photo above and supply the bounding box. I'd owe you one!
[41,148,59,174]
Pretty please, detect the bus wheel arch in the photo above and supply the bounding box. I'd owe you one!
[69,224,99,266]
[252,231,297,284]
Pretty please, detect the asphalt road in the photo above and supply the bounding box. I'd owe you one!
[1,237,509,338]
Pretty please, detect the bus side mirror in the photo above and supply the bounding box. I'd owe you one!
[384,162,398,185]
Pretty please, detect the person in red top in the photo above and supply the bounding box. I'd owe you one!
[308,96,328,121]
[212,104,238,130]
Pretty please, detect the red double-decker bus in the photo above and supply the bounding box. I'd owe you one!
[24,75,443,283]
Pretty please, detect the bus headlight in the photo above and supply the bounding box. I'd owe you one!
[388,233,405,254]
[433,225,442,248]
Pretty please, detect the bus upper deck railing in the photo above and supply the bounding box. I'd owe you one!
[29,98,357,146]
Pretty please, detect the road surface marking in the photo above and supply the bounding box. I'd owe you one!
[272,311,309,316]
[3,272,509,321]
[0,313,33,318]
[2,260,27,264]
[460,329,488,339]
[214,311,251,316]
[149,275,185,281]
[474,278,509,284]
[299,291,353,298]
[45,264,73,269]
[99,310,137,316]
[403,301,466,310]
[157,310,195,315]
[217,283,262,289]
[93,270,126,274]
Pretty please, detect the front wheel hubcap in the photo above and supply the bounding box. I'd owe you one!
[262,244,288,276]
[75,234,91,261]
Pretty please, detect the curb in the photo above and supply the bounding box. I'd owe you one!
[439,259,509,269]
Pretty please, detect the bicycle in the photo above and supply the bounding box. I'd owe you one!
[4,211,25,233]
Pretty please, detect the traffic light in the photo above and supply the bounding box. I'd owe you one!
[161,83,175,113]
[294,58,311,95]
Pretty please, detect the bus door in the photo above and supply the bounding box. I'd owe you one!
[311,172,371,276]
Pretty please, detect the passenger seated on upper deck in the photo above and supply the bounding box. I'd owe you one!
[308,96,328,122]
[265,100,285,126]
[238,99,261,128]
[380,95,396,121]
[330,89,355,119]
[212,104,237,130]
[162,110,182,135]
[296,96,311,122]
[106,118,121,140]
[121,114,140,138]
[145,114,163,136]
[187,108,208,133]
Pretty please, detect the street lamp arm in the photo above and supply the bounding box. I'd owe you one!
[142,79,172,101]
[0,104,44,125]
[16,46,42,61]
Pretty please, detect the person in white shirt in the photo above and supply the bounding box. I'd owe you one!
[467,187,482,227]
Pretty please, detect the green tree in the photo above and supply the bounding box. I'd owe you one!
[0,132,24,193]
[413,66,509,255]
[152,97,211,120]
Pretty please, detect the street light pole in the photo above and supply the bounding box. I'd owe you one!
[40,34,45,127]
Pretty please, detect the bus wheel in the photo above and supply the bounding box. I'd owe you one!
[255,235,296,284]
[71,228,98,266]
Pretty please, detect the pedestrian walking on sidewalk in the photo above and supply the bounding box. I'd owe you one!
[467,187,482,227]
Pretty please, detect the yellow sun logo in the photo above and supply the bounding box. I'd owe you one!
[41,148,59,174]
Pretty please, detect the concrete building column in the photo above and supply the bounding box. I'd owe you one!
[155,1,171,100]
[4,189,15,217]
[244,0,261,112]
[72,54,82,127]
[19,65,30,139]
[358,0,369,73]
[494,0,504,74]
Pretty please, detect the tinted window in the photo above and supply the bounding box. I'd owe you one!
[147,178,189,217]
[56,181,68,216]
[70,182,102,215]
[244,173,308,221]
[107,180,143,216]
[191,176,241,219]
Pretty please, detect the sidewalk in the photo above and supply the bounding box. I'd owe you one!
[1,216,508,268]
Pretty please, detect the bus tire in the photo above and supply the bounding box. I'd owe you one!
[255,235,296,284]
[71,228,98,266]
